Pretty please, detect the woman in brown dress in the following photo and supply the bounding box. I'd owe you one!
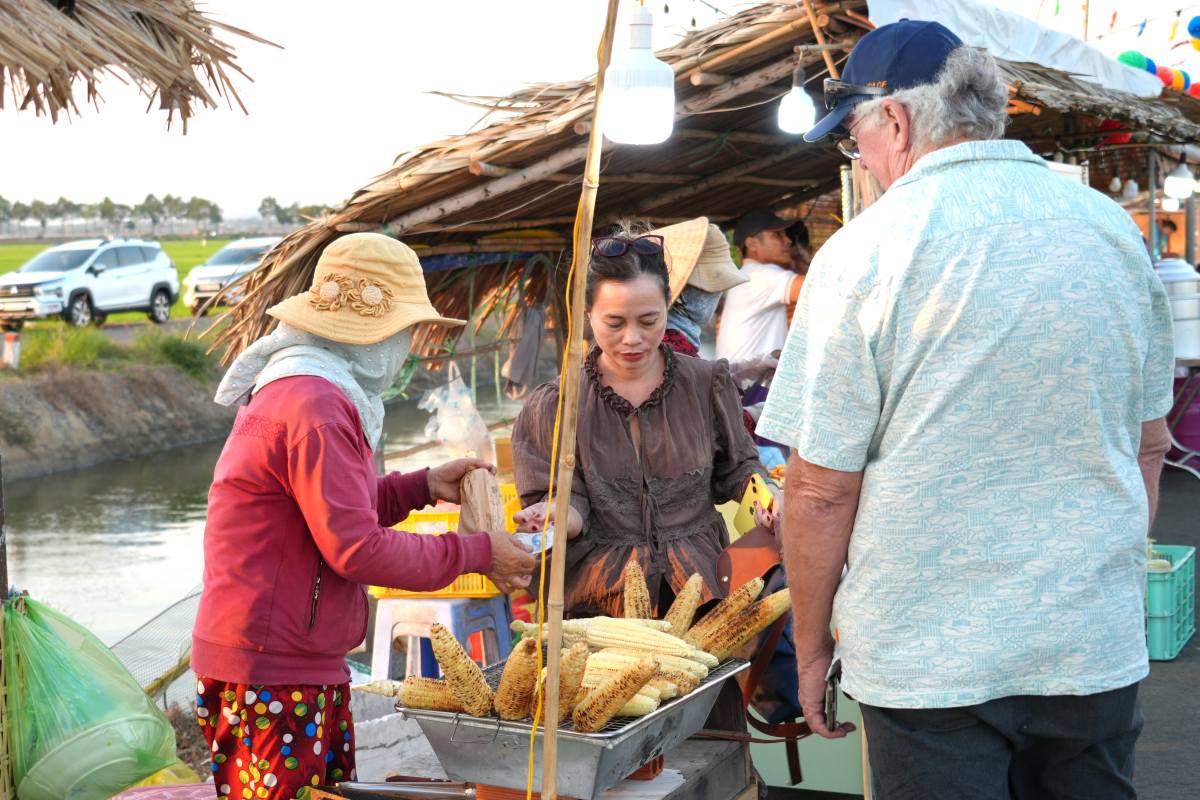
[511,231,768,619]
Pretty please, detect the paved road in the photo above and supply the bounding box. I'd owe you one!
[1137,467,1200,800]
[99,318,215,344]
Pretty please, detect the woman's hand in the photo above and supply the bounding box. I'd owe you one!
[753,499,779,532]
[485,529,536,594]
[426,458,495,503]
[513,501,583,539]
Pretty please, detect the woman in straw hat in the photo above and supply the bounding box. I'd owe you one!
[655,217,747,358]
[192,233,536,796]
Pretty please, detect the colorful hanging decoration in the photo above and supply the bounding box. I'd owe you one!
[1118,50,1147,70]
[1189,15,1200,51]
[1138,18,1148,37]
[1157,64,1176,86]
[1146,56,1158,74]
[1170,11,1181,41]
[1173,69,1191,91]
[1110,11,1118,33]
[1189,82,1200,98]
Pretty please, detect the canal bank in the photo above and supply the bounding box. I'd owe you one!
[0,364,237,481]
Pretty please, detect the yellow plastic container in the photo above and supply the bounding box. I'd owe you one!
[369,483,523,599]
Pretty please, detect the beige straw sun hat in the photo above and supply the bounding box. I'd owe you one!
[267,232,464,345]
[651,216,747,303]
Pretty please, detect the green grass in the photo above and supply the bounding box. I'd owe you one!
[0,243,50,273]
[0,238,232,325]
[12,321,217,378]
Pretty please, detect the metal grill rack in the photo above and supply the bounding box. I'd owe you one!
[397,656,749,798]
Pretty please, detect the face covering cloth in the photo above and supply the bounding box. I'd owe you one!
[215,322,412,450]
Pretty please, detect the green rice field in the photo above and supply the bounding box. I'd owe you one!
[0,238,232,323]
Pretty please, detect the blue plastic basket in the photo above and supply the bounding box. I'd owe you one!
[1146,545,1196,661]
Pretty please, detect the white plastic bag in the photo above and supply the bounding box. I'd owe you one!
[419,362,495,463]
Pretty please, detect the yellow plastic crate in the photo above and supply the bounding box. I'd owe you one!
[370,483,523,599]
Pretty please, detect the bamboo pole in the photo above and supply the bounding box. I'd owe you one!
[802,0,839,79]
[540,2,619,796]
[0,455,11,800]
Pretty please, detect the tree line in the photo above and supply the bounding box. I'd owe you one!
[0,194,221,237]
[257,197,330,227]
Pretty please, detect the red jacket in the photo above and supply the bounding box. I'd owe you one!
[192,376,492,685]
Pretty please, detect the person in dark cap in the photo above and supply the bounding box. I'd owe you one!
[758,19,1173,800]
[785,219,812,276]
[714,208,805,364]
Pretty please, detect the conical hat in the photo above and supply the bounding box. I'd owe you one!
[650,217,746,302]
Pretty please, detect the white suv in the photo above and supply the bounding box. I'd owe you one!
[182,236,280,315]
[0,238,180,329]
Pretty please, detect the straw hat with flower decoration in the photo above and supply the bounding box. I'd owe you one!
[267,232,464,345]
[650,216,747,303]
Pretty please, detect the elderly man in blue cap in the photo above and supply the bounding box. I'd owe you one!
[758,20,1175,800]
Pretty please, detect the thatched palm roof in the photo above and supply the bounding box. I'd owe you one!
[0,0,269,129]
[214,1,1200,362]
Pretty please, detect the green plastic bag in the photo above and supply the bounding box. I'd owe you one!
[3,596,176,800]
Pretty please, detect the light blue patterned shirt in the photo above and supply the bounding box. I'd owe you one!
[758,140,1176,709]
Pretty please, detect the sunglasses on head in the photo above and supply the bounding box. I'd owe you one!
[590,234,665,258]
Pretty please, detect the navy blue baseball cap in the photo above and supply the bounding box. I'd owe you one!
[803,19,963,142]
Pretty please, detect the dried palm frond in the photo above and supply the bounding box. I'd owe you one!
[205,0,1199,367]
[0,0,274,130]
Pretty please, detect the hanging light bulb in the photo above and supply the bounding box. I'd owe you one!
[778,65,818,135]
[1108,175,1123,193]
[1164,158,1196,199]
[603,7,675,145]
[1162,196,1181,212]
[1122,178,1139,199]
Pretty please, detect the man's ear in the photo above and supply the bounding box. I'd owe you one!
[881,98,911,152]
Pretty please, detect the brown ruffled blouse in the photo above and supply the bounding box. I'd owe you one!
[513,344,765,618]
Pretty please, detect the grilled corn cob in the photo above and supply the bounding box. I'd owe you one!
[534,642,591,724]
[398,677,465,712]
[600,648,709,678]
[581,670,661,701]
[429,622,494,717]
[563,617,671,634]
[658,669,699,695]
[584,660,690,699]
[585,618,700,659]
[623,559,653,619]
[701,588,793,660]
[663,573,703,637]
[684,577,765,647]
[494,638,539,719]
[572,657,659,733]
[509,620,588,649]
[616,693,659,717]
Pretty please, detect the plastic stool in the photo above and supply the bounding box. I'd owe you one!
[370,595,513,681]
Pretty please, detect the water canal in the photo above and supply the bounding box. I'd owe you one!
[4,395,520,645]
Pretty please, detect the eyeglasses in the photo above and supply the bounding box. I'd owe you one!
[836,136,861,161]
[590,234,665,258]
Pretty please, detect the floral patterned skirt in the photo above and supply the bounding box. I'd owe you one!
[194,675,355,799]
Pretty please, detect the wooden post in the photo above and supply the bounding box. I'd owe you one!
[1149,152,1159,257]
[540,3,619,798]
[1186,192,1196,265]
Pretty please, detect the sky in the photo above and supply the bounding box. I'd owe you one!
[3,0,1200,219]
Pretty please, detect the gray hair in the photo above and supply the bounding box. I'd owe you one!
[853,46,1009,151]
